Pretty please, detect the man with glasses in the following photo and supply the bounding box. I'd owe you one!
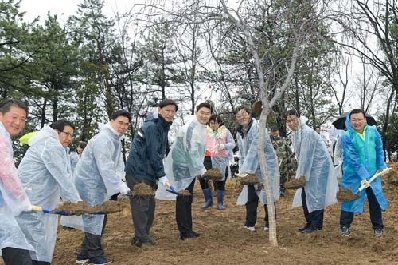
[16,119,82,264]
[0,99,34,265]
[339,109,387,237]
[73,110,131,265]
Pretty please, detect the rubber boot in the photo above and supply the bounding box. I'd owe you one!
[217,190,225,210]
[201,188,213,209]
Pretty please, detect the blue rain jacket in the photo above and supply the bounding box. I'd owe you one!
[16,126,81,262]
[236,119,280,204]
[0,122,33,252]
[340,115,387,213]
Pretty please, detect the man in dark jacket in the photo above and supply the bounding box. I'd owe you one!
[125,99,178,247]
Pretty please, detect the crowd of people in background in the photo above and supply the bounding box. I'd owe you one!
[0,97,389,265]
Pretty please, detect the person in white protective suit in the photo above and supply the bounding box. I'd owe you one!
[16,119,82,264]
[286,109,338,233]
[234,106,280,232]
[156,102,212,241]
[0,99,34,265]
[73,110,131,265]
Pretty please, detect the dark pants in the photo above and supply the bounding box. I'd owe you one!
[199,156,226,191]
[245,185,259,227]
[78,214,107,258]
[176,179,196,236]
[126,174,157,242]
[2,247,33,265]
[340,186,383,230]
[32,261,51,265]
[301,187,324,229]
[264,203,276,228]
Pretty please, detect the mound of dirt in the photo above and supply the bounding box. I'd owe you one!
[88,200,124,214]
[51,201,90,215]
[132,183,155,197]
[336,187,360,201]
[284,176,306,189]
[238,174,259,185]
[204,168,223,180]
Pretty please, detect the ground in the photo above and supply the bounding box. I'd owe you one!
[3,178,398,265]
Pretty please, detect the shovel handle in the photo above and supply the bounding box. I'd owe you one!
[358,168,392,191]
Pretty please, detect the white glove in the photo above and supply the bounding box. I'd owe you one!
[119,181,130,195]
[159,176,171,188]
[24,204,33,212]
[360,179,370,189]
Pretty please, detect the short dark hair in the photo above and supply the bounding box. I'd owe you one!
[234,106,251,115]
[286,109,300,117]
[196,102,212,113]
[0,99,28,115]
[158,99,178,111]
[349,109,365,118]
[270,126,279,132]
[78,141,87,149]
[50,119,75,131]
[209,114,222,124]
[111,110,132,122]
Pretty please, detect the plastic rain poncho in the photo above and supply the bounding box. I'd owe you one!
[340,115,387,213]
[16,126,81,262]
[156,116,207,200]
[291,117,338,213]
[0,122,34,253]
[62,123,127,235]
[206,125,235,180]
[235,119,280,205]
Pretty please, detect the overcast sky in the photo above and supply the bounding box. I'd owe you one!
[20,0,141,24]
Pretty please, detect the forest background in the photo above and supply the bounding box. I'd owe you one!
[2,0,398,162]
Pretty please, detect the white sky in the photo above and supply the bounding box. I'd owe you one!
[20,0,142,24]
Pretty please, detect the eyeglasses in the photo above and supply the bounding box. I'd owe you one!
[60,131,74,139]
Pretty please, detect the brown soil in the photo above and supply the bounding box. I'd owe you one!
[284,176,306,189]
[51,201,90,215]
[132,183,155,197]
[88,200,125,214]
[204,168,223,180]
[336,187,360,202]
[4,176,398,265]
[238,174,259,185]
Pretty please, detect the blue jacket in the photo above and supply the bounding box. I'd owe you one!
[340,115,387,213]
[125,113,172,182]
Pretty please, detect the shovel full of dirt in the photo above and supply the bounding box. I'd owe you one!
[337,168,392,202]
[204,168,223,180]
[31,200,124,215]
[235,173,259,185]
[284,176,306,189]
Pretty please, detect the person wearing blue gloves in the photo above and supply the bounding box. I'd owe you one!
[339,109,388,237]
[157,102,212,240]
[125,99,178,247]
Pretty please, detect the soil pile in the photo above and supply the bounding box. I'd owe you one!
[204,168,223,180]
[238,174,259,185]
[132,183,155,197]
[336,187,360,201]
[284,176,306,189]
[51,201,90,215]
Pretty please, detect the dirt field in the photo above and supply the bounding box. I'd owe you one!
[3,179,398,265]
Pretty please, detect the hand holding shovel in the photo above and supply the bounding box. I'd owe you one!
[337,168,392,201]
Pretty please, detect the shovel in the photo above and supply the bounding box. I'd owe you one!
[337,168,392,202]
